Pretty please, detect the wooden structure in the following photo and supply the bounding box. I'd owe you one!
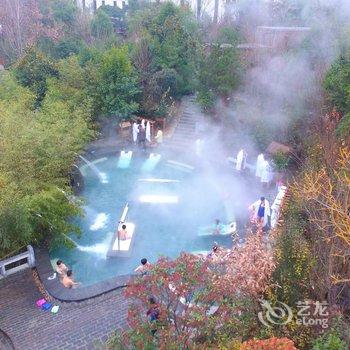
[256,26,311,51]
[266,141,291,155]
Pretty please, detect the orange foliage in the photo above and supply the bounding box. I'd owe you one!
[241,337,298,350]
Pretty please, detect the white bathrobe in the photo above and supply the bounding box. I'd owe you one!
[146,121,151,142]
[236,149,246,171]
[255,153,265,178]
[132,122,139,143]
[195,139,203,156]
[261,160,273,184]
[249,199,271,227]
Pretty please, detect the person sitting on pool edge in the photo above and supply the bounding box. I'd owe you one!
[62,270,80,288]
[117,224,131,240]
[56,260,68,277]
[134,258,151,275]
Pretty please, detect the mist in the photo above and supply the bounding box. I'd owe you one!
[171,0,350,231]
[211,0,350,154]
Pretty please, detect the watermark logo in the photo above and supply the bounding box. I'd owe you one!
[258,299,329,329]
[258,299,293,327]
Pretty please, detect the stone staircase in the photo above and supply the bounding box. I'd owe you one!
[165,95,204,151]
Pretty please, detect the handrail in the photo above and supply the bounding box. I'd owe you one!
[0,245,35,278]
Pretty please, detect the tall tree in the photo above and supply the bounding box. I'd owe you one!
[213,0,219,24]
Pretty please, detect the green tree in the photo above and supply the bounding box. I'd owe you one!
[0,70,92,256]
[50,0,78,26]
[95,46,139,117]
[14,48,59,107]
[324,54,350,136]
[197,26,241,110]
[271,201,313,306]
[91,10,114,41]
[324,55,350,115]
[130,3,200,97]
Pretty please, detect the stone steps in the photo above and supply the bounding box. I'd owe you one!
[165,95,204,150]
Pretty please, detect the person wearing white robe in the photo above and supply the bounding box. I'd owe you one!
[255,153,265,178]
[195,139,203,156]
[249,197,270,228]
[236,149,246,171]
[146,121,151,143]
[132,122,139,144]
[154,128,163,145]
[141,119,145,129]
[261,160,273,185]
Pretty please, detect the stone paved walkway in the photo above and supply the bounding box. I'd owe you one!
[0,270,128,350]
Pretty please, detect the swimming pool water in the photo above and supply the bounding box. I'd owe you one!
[50,153,232,286]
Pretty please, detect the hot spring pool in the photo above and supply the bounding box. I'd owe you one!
[50,152,233,286]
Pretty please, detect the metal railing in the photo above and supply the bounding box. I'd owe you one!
[0,245,35,279]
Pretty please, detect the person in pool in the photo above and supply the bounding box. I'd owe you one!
[56,260,68,277]
[134,258,151,274]
[117,224,131,240]
[62,270,80,288]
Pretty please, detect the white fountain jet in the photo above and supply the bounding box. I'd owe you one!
[141,153,161,172]
[117,150,133,169]
[79,155,108,184]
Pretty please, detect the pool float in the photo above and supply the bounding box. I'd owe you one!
[198,221,237,237]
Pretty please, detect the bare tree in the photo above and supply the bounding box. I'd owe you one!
[0,0,59,63]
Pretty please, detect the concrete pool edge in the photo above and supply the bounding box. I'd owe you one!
[35,246,132,302]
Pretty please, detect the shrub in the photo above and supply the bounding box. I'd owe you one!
[312,330,346,350]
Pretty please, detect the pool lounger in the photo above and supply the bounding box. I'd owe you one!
[191,250,210,256]
[107,222,135,257]
[138,178,180,183]
[165,163,193,173]
[198,222,237,237]
[167,160,194,170]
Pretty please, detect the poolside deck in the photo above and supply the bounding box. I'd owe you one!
[0,269,129,350]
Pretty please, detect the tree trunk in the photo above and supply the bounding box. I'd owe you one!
[196,0,201,20]
[213,0,219,24]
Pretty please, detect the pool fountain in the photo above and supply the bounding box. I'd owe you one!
[50,152,233,286]
[79,155,108,184]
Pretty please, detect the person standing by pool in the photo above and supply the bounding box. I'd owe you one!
[236,149,246,171]
[134,258,151,274]
[138,125,146,149]
[154,127,163,145]
[255,153,265,179]
[146,121,151,143]
[249,197,270,229]
[146,296,160,335]
[62,270,80,288]
[132,121,139,144]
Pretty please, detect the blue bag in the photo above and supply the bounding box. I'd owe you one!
[42,302,52,311]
